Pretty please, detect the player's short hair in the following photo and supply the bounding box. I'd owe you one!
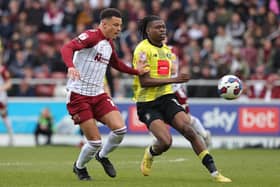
[138,15,161,39]
[100,8,121,20]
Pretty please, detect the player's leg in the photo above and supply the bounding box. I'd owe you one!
[77,119,102,167]
[95,110,126,178]
[34,126,40,146]
[172,112,206,152]
[148,120,172,155]
[94,94,125,177]
[98,111,126,158]
[171,112,231,182]
[45,128,52,145]
[74,118,101,180]
[141,119,172,176]
[174,91,212,146]
[67,92,101,180]
[190,115,212,147]
[0,107,14,146]
[137,100,172,176]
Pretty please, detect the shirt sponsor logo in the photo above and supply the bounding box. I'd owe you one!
[239,107,279,133]
[94,53,102,61]
[157,60,170,75]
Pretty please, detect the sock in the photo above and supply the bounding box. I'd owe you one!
[76,140,101,169]
[191,115,207,138]
[199,150,217,174]
[99,126,127,158]
[211,171,219,177]
[149,146,161,156]
[3,117,14,144]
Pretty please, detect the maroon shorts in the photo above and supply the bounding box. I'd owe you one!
[67,92,118,124]
[0,102,7,116]
[0,102,5,110]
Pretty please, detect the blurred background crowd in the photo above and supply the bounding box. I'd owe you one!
[0,0,279,99]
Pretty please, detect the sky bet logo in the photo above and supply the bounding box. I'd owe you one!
[239,107,279,133]
[202,107,237,132]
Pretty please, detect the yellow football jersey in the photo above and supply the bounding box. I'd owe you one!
[132,39,174,102]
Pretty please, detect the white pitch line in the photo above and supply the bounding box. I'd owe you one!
[0,158,188,167]
[117,158,188,165]
[168,158,187,162]
[0,162,33,166]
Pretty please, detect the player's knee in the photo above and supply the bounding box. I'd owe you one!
[190,115,200,125]
[1,111,7,118]
[184,113,192,125]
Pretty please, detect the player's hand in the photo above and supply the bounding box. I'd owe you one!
[176,73,190,83]
[136,60,150,75]
[68,67,80,81]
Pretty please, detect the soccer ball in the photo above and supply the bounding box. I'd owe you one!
[218,75,243,100]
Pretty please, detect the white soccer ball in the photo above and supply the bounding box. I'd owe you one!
[218,75,243,100]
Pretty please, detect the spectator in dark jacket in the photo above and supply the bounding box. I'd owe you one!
[34,108,53,146]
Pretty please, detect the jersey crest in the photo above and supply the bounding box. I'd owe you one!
[78,33,89,40]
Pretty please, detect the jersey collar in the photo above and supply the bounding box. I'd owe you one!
[147,38,163,48]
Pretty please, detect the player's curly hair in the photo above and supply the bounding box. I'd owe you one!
[138,15,161,40]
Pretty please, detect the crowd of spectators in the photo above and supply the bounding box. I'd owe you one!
[0,0,279,99]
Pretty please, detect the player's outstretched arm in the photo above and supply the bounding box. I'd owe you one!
[110,51,149,75]
[139,72,190,87]
[0,69,12,91]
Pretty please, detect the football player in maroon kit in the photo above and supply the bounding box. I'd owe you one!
[61,8,148,181]
[0,61,14,146]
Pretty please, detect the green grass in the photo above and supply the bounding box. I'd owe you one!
[0,147,279,187]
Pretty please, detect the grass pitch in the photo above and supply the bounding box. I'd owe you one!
[0,146,279,187]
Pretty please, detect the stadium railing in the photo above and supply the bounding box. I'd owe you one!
[11,78,280,87]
